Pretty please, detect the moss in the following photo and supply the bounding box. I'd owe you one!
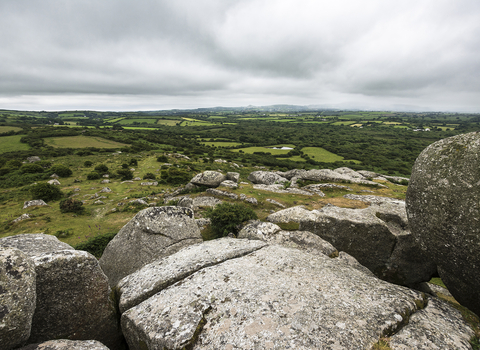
[371,338,392,350]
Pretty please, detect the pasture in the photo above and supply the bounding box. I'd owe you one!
[0,126,22,133]
[44,135,128,148]
[0,135,30,152]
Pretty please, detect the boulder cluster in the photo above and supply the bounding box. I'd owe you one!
[1,132,479,349]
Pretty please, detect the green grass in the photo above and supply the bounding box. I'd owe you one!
[44,135,128,149]
[232,146,292,155]
[301,147,345,162]
[117,118,157,125]
[0,135,30,153]
[157,119,181,126]
[0,126,22,133]
[202,142,243,147]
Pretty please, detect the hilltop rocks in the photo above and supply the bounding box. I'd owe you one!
[0,248,36,350]
[17,339,110,350]
[23,200,48,209]
[266,205,317,223]
[99,206,202,287]
[299,202,436,286]
[406,131,480,317]
[247,170,288,185]
[0,234,121,349]
[121,244,433,349]
[190,170,226,187]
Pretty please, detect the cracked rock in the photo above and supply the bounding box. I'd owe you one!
[99,206,202,287]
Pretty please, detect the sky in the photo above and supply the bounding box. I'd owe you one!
[1,0,480,112]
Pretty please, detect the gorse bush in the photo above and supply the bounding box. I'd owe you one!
[204,203,257,239]
[160,167,190,185]
[83,160,93,167]
[59,198,84,214]
[20,163,44,174]
[94,164,109,174]
[143,172,156,180]
[50,164,72,177]
[117,169,134,180]
[30,183,64,201]
[87,171,101,180]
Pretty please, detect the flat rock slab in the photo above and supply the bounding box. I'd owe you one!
[0,233,73,256]
[190,171,226,187]
[17,339,110,350]
[266,205,318,223]
[122,245,428,350]
[253,184,314,195]
[117,238,266,313]
[0,248,36,350]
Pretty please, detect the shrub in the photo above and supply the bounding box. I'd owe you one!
[157,155,169,163]
[204,203,257,239]
[87,171,101,180]
[59,198,84,214]
[74,232,117,258]
[30,183,63,201]
[143,172,156,180]
[54,229,74,238]
[5,159,22,169]
[36,160,52,168]
[94,164,109,174]
[121,163,129,169]
[83,160,93,167]
[50,164,72,177]
[20,163,44,174]
[129,158,138,166]
[160,167,190,185]
[117,169,134,181]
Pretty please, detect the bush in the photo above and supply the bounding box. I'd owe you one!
[157,155,169,163]
[20,163,44,174]
[143,172,156,180]
[121,163,129,169]
[74,232,117,258]
[117,169,134,180]
[30,183,64,201]
[94,164,109,174]
[54,229,74,238]
[204,203,257,239]
[50,164,72,177]
[160,167,190,185]
[5,159,22,169]
[84,160,93,167]
[59,198,84,214]
[87,171,101,180]
[129,158,138,166]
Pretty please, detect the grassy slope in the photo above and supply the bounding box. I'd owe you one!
[44,135,128,148]
[0,135,30,152]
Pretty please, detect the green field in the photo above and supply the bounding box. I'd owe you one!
[232,145,295,155]
[301,147,346,162]
[44,136,128,148]
[117,118,157,125]
[0,126,22,133]
[157,119,180,126]
[0,135,30,152]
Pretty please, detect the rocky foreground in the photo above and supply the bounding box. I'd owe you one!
[1,132,479,349]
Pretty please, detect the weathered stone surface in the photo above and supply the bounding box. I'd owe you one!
[23,200,48,209]
[382,175,409,185]
[47,179,61,186]
[195,218,211,230]
[219,180,238,189]
[238,220,338,257]
[121,245,428,350]
[357,170,378,179]
[190,171,226,187]
[117,238,267,313]
[247,171,288,185]
[192,196,222,209]
[0,234,121,349]
[17,339,110,350]
[266,205,317,223]
[27,156,41,163]
[303,183,352,193]
[226,172,240,182]
[99,206,202,287]
[300,202,436,286]
[343,193,403,204]
[334,167,366,179]
[253,184,314,195]
[0,234,73,255]
[266,198,285,207]
[128,198,148,206]
[336,251,376,277]
[12,213,31,224]
[275,168,307,180]
[141,181,158,186]
[406,131,480,316]
[300,169,386,187]
[176,196,193,208]
[205,188,238,200]
[99,187,112,193]
[0,248,36,350]
[389,297,474,349]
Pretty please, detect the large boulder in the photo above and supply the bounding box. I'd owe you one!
[0,248,36,350]
[120,244,466,349]
[0,234,121,349]
[266,205,317,223]
[300,202,436,286]
[190,171,226,187]
[247,171,288,185]
[406,131,480,316]
[117,238,267,313]
[99,206,202,287]
[238,220,338,257]
[17,339,110,350]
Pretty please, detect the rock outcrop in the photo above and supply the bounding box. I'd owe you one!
[266,205,317,224]
[120,244,451,349]
[247,170,288,185]
[99,206,203,287]
[0,248,36,350]
[299,202,436,286]
[406,131,480,317]
[0,234,121,349]
[190,171,226,187]
[23,200,48,209]
[16,339,110,350]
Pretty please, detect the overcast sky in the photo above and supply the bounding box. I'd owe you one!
[1,0,480,112]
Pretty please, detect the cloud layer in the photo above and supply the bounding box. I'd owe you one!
[1,0,480,111]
